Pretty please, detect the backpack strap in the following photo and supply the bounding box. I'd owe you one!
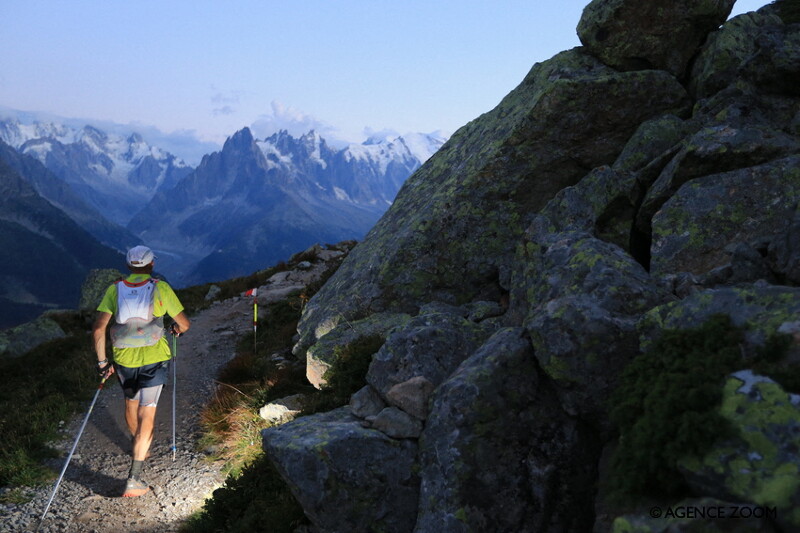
[118,277,159,288]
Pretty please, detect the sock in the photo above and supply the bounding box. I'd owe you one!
[129,459,144,480]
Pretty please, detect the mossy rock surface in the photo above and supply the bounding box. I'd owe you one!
[650,156,800,277]
[79,268,124,311]
[690,6,800,98]
[261,407,419,533]
[578,0,735,77]
[679,372,800,530]
[366,304,497,399]
[639,285,800,352]
[304,312,411,388]
[296,48,689,353]
[0,315,66,358]
[416,328,599,532]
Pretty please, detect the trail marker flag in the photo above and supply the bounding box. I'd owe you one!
[245,288,258,354]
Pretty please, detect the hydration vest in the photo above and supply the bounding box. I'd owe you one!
[109,278,165,348]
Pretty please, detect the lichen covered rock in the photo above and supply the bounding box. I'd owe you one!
[295,48,689,354]
[261,407,419,533]
[679,371,800,530]
[79,268,123,311]
[366,305,496,401]
[577,0,735,77]
[305,311,411,388]
[639,285,800,351]
[0,315,66,358]
[650,156,800,277]
[691,6,800,98]
[415,328,599,532]
[512,230,669,422]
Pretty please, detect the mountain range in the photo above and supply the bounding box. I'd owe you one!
[0,113,446,326]
[0,119,193,226]
[0,155,124,328]
[132,127,445,283]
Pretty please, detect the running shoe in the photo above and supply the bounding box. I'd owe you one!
[122,477,150,497]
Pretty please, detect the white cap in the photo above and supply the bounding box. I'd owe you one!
[126,245,155,267]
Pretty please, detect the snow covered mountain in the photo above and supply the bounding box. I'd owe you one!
[0,118,193,226]
[131,128,446,285]
[0,139,140,251]
[258,129,445,207]
[0,156,124,328]
[0,110,447,289]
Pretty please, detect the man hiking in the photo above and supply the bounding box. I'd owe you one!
[93,245,191,497]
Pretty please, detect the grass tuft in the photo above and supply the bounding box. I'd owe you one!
[0,312,97,487]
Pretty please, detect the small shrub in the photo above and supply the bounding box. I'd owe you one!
[752,331,799,393]
[314,334,386,411]
[608,314,744,499]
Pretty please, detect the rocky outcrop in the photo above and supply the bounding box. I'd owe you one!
[264,1,800,531]
[294,48,690,355]
[0,314,65,358]
[415,328,598,532]
[577,0,736,77]
[261,408,419,533]
[79,268,124,311]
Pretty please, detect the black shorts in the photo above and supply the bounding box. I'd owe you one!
[115,360,170,403]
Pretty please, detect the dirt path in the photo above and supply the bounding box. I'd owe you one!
[3,291,268,532]
[4,293,255,533]
[1,255,335,533]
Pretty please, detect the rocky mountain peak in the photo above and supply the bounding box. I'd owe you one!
[224,126,256,150]
[127,132,144,145]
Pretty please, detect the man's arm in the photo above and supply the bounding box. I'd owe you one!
[93,312,114,377]
[93,312,112,361]
[171,311,191,336]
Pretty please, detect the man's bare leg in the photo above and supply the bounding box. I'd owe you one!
[125,398,139,437]
[132,405,157,461]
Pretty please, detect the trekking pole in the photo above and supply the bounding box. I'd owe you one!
[38,375,110,531]
[171,333,177,461]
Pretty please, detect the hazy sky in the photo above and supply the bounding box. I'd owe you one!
[0,0,772,162]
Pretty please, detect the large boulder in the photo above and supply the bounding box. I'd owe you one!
[295,48,689,354]
[679,371,800,530]
[690,6,800,99]
[512,230,670,422]
[0,314,66,358]
[366,304,496,401]
[79,268,124,311]
[415,328,599,532]
[513,230,669,319]
[649,156,800,278]
[261,407,419,533]
[636,126,800,240]
[577,0,735,77]
[612,114,696,174]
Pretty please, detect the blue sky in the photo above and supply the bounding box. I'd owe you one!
[0,0,771,163]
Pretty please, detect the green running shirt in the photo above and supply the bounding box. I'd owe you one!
[97,273,185,368]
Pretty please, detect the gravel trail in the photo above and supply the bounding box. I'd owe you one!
[2,295,254,533]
